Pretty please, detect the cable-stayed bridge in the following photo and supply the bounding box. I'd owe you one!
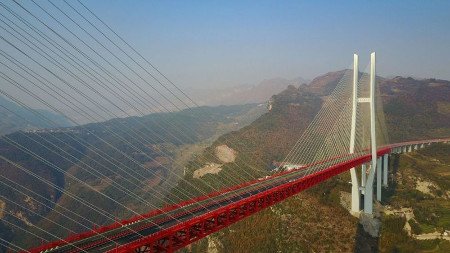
[0,1,448,253]
[22,51,448,252]
[27,140,448,253]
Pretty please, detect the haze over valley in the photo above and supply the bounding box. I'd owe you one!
[0,1,449,252]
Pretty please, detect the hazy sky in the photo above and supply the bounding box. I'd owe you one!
[81,0,450,88]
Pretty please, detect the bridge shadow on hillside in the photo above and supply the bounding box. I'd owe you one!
[354,223,379,253]
[353,154,401,253]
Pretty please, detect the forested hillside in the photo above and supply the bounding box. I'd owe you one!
[1,70,449,252]
[381,77,450,142]
[378,143,450,253]
[0,103,265,250]
[177,72,450,252]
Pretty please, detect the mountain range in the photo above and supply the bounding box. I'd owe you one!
[190,77,309,106]
[0,95,72,136]
[177,71,450,252]
[0,70,449,251]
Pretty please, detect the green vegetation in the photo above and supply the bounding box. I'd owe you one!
[1,72,449,251]
[177,79,359,252]
[169,85,323,202]
[437,102,450,115]
[379,215,410,252]
[382,77,450,142]
[378,143,450,253]
[0,103,265,249]
[182,76,450,253]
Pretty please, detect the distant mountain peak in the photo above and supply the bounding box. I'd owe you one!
[0,95,72,135]
[191,76,309,106]
[305,69,348,96]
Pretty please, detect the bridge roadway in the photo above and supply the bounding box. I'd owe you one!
[37,152,362,253]
[29,139,449,253]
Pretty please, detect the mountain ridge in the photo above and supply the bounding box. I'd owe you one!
[0,95,72,136]
[179,70,450,252]
[1,71,449,251]
[190,76,309,106]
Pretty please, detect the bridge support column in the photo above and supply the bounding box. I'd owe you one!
[420,143,425,149]
[383,154,388,187]
[376,157,382,201]
[414,144,418,150]
[408,145,412,152]
[364,163,375,214]
[361,164,366,188]
[350,169,360,213]
[403,146,407,153]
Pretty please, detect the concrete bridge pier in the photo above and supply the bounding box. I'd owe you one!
[376,157,382,201]
[364,156,386,213]
[408,145,412,152]
[361,164,367,188]
[383,154,388,187]
[350,167,360,213]
[364,162,375,214]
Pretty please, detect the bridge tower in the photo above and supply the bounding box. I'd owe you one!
[349,54,360,213]
[350,52,379,214]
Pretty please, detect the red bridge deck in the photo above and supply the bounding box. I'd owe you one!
[27,139,448,253]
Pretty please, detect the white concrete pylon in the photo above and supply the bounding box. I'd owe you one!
[364,52,377,214]
[349,53,360,213]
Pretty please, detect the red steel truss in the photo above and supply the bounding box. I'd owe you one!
[110,148,390,253]
[26,138,449,253]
